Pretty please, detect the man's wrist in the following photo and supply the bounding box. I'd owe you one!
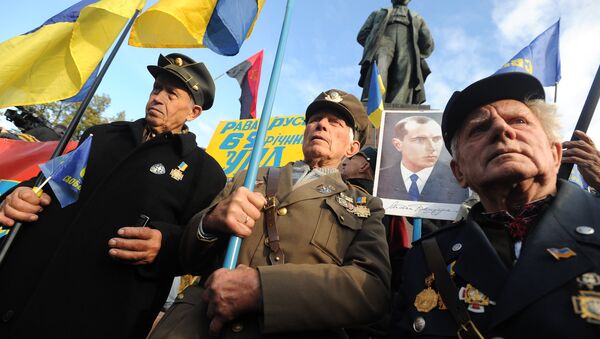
[197,214,218,241]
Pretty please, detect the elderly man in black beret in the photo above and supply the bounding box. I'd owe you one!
[389,72,600,338]
[0,53,226,338]
[155,89,391,338]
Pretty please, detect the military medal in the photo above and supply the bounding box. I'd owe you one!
[414,274,438,313]
[169,161,188,181]
[572,290,600,324]
[577,272,600,290]
[149,163,166,175]
[459,284,495,313]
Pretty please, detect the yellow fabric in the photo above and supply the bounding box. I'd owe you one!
[129,0,265,48]
[0,0,145,108]
[369,73,385,129]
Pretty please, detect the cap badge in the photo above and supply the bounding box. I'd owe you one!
[324,91,343,103]
[174,57,184,66]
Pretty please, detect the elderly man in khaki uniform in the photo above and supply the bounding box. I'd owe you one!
[172,90,391,338]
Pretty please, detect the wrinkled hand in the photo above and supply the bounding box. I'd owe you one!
[108,227,162,265]
[203,187,266,238]
[203,265,261,337]
[562,130,600,191]
[0,187,51,226]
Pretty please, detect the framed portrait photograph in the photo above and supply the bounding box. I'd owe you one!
[373,110,470,220]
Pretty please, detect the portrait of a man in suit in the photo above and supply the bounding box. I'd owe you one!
[376,114,468,203]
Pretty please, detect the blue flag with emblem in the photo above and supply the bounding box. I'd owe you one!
[495,20,561,86]
[38,135,93,208]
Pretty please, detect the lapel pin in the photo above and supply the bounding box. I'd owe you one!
[547,247,577,260]
[149,163,166,175]
[316,184,334,194]
[576,226,595,235]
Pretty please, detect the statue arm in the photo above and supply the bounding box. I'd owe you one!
[416,17,434,58]
[357,11,377,46]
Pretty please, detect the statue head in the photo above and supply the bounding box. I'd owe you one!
[391,0,411,6]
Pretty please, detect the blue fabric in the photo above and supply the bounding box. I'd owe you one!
[25,0,98,35]
[39,135,93,207]
[495,20,561,86]
[408,173,419,201]
[203,0,258,56]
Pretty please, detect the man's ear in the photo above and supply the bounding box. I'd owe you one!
[187,105,203,121]
[551,141,563,174]
[392,138,403,153]
[450,159,469,188]
[346,140,361,158]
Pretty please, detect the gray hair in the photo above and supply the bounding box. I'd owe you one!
[451,99,561,159]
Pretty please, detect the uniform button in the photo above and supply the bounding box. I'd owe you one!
[264,238,270,246]
[231,322,244,333]
[277,207,287,216]
[2,310,14,323]
[413,316,425,333]
[340,216,345,222]
[576,226,595,235]
[452,243,462,252]
[177,293,184,300]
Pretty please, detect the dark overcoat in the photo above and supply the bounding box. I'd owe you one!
[390,180,600,338]
[0,119,225,338]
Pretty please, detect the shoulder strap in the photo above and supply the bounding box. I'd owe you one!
[422,237,484,339]
[265,167,284,265]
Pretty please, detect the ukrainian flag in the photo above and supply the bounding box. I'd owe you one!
[129,0,265,56]
[0,0,145,108]
[367,62,386,128]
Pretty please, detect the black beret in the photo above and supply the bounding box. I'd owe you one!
[147,53,216,109]
[442,72,545,154]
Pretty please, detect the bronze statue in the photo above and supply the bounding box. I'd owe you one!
[358,0,434,105]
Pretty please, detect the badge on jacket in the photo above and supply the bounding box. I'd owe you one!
[149,163,166,175]
[170,162,188,181]
[572,290,600,324]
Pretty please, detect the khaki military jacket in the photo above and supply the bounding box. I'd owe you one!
[181,162,391,338]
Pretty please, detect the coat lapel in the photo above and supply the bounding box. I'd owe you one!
[450,219,510,301]
[490,182,595,327]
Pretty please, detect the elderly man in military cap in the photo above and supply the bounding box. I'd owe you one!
[161,89,391,338]
[389,72,600,339]
[0,53,225,338]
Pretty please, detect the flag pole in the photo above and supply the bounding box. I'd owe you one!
[557,64,600,180]
[223,0,296,270]
[0,9,141,266]
[554,83,558,103]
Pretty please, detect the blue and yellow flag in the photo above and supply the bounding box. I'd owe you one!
[129,0,265,56]
[39,135,93,208]
[367,62,386,128]
[0,0,145,108]
[496,20,561,86]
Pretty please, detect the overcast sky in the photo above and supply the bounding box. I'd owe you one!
[1,0,599,147]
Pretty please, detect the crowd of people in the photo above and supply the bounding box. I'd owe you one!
[1,52,600,339]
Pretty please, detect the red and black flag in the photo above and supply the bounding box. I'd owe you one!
[226,50,263,119]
